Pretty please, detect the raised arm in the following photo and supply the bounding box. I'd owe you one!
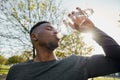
[64,7,120,78]
[64,7,120,61]
[87,27,120,78]
[92,27,120,61]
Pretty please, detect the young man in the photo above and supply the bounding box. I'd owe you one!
[6,7,120,80]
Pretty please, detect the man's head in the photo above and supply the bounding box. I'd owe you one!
[30,21,59,51]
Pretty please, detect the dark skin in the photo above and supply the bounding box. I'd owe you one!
[31,7,95,62]
[30,23,59,62]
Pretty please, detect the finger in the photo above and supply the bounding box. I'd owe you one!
[72,11,81,18]
[63,20,69,27]
[71,11,76,16]
[72,11,81,21]
[68,13,76,22]
[76,7,82,12]
[68,22,75,29]
[76,7,88,17]
[76,7,84,15]
[82,10,88,17]
[76,15,86,20]
[79,19,86,26]
[75,15,86,25]
[63,19,75,29]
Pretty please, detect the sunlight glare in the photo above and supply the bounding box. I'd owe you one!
[81,33,93,45]
[81,33,105,55]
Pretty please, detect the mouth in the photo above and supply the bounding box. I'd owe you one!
[55,35,60,41]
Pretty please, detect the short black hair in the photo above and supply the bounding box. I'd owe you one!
[30,21,50,35]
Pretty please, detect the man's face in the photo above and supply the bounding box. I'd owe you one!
[34,23,59,50]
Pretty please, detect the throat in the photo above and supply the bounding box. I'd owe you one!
[34,52,58,62]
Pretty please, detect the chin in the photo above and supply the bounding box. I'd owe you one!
[47,42,58,50]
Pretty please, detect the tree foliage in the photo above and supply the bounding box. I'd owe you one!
[0,0,94,58]
[0,55,7,65]
[0,0,66,54]
[55,31,93,58]
[7,55,26,64]
[20,51,32,60]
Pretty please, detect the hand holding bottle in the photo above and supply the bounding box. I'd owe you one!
[63,7,95,32]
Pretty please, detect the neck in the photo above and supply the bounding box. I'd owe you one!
[34,46,57,62]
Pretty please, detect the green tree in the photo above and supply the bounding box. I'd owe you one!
[0,55,7,65]
[20,51,32,60]
[55,31,93,58]
[0,0,94,59]
[0,0,66,55]
[7,55,26,64]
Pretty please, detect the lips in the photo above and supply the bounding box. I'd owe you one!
[55,35,60,41]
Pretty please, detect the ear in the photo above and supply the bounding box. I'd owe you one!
[30,33,38,41]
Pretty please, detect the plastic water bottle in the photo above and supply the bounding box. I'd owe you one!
[57,8,94,39]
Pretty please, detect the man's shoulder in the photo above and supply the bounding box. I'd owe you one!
[61,55,88,63]
[57,55,89,69]
[10,60,33,70]
[64,54,87,59]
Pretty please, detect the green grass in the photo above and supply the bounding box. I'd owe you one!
[92,77,120,80]
[0,65,10,74]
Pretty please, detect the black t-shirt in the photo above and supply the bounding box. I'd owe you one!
[6,55,120,80]
[7,55,88,80]
[6,27,120,80]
